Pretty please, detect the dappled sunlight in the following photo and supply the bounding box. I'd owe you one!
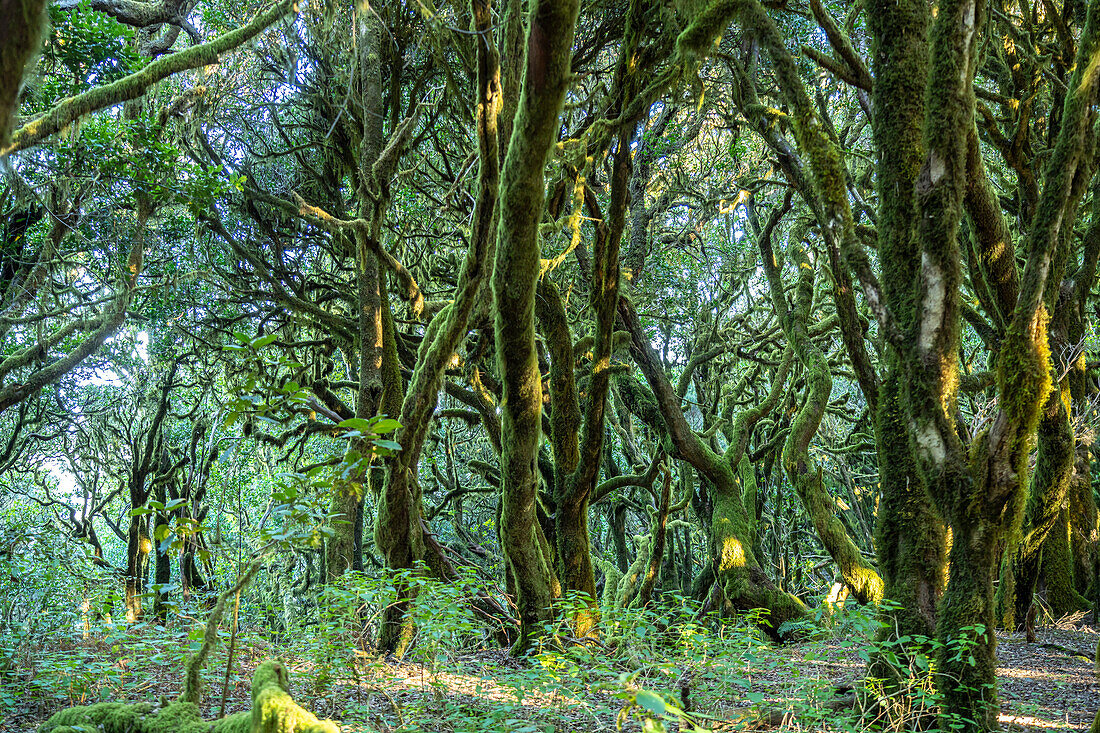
[998,712,1074,729]
[996,666,1077,681]
[360,662,584,710]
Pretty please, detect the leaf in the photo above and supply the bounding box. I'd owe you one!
[635,689,666,716]
[373,439,402,451]
[371,418,401,433]
[338,418,376,433]
[252,334,277,348]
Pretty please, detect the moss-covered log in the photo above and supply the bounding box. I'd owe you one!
[39,661,340,733]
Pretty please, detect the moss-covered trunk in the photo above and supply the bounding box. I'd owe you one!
[865,0,948,673]
[153,478,171,622]
[934,507,1001,731]
[759,221,883,605]
[491,0,579,652]
[375,0,507,653]
[0,0,46,152]
[328,5,388,581]
[618,299,806,635]
[1040,507,1090,616]
[996,382,1075,628]
[125,512,151,622]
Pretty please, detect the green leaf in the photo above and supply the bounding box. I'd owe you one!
[635,690,665,716]
[338,418,376,432]
[372,418,401,433]
[373,439,402,451]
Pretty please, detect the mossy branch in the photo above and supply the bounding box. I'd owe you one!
[179,556,266,705]
[5,0,296,156]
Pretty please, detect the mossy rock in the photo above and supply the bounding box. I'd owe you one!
[38,661,341,733]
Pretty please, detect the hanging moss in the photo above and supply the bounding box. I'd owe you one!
[6,0,297,155]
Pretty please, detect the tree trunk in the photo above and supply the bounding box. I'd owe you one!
[153,480,171,622]
[491,0,579,652]
[125,513,150,622]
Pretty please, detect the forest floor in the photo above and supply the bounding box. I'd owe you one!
[3,617,1098,732]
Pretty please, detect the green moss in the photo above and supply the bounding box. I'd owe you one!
[39,702,224,733]
[6,0,297,155]
[40,703,155,733]
[1040,509,1090,617]
[212,711,252,733]
[251,661,339,733]
[39,662,341,733]
[0,0,47,153]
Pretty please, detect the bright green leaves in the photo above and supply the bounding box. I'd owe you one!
[221,331,310,432]
[42,0,146,101]
[336,416,402,455]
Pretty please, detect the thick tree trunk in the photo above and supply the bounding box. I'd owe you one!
[871,371,946,665]
[492,0,579,652]
[934,511,1001,732]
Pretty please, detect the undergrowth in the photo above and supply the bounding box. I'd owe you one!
[1,558,1002,733]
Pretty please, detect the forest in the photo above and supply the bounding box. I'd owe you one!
[2,0,1100,730]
